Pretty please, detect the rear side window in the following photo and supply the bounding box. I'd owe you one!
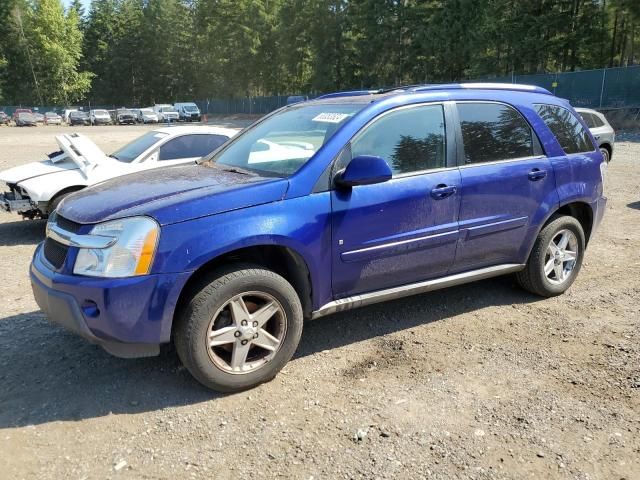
[351,104,446,175]
[160,134,230,160]
[579,112,596,128]
[591,114,605,128]
[535,104,594,154]
[457,103,534,164]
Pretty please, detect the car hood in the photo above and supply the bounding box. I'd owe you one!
[0,134,109,182]
[0,157,80,184]
[56,164,290,225]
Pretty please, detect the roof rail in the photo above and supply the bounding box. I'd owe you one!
[316,82,553,100]
[410,82,553,95]
[315,90,379,100]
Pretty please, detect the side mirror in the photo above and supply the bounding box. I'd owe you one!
[335,155,392,188]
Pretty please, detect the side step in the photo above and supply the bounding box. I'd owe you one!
[311,263,525,319]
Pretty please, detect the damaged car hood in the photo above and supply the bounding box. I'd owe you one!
[57,164,289,225]
[0,133,110,184]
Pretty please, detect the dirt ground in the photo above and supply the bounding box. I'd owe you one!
[0,124,638,480]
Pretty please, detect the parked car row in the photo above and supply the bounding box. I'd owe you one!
[1,102,202,127]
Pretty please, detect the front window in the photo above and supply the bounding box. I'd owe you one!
[212,103,364,176]
[111,131,169,162]
[351,104,446,175]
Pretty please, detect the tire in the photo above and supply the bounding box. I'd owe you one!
[48,189,81,215]
[175,265,303,392]
[516,215,585,297]
[600,147,610,163]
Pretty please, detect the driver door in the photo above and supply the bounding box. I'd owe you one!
[331,103,461,298]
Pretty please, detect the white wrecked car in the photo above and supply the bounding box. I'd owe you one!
[0,126,237,219]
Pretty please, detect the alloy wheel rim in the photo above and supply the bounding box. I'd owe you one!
[206,291,286,374]
[544,229,579,285]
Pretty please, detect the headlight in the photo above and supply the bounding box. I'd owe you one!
[73,216,159,278]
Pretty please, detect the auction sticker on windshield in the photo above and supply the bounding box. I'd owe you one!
[312,112,350,123]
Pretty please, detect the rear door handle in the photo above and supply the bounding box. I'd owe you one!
[528,168,547,181]
[430,184,457,199]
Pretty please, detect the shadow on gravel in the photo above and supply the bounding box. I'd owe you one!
[0,219,46,246]
[627,200,640,210]
[295,275,541,358]
[0,277,540,428]
[0,312,217,429]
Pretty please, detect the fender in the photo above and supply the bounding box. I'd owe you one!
[154,192,334,309]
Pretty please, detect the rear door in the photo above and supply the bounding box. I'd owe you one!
[331,103,462,298]
[451,101,558,272]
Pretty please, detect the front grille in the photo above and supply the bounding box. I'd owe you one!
[43,238,69,269]
[55,215,82,234]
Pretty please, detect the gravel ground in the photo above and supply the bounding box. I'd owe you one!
[0,124,638,479]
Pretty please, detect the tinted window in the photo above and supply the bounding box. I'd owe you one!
[351,104,446,175]
[535,104,593,154]
[579,112,596,128]
[591,114,605,128]
[160,134,230,160]
[458,103,534,164]
[111,131,169,162]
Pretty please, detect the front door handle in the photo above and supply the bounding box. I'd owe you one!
[430,184,457,199]
[528,168,547,181]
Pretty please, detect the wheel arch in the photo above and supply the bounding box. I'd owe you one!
[541,200,594,245]
[173,244,314,335]
[599,142,612,159]
[48,185,86,213]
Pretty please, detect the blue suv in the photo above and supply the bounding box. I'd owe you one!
[31,84,607,391]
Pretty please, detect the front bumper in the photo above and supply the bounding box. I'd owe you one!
[30,244,191,358]
[1,191,35,213]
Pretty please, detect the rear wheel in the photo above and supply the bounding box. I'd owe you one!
[516,215,585,297]
[600,147,610,163]
[175,265,303,392]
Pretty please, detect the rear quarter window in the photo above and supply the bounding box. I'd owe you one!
[535,104,594,154]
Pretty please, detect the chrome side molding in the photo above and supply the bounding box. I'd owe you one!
[311,263,525,319]
[47,223,116,249]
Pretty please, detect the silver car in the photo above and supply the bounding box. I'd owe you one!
[576,108,615,162]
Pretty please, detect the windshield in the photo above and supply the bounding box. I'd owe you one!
[118,110,133,115]
[212,103,363,176]
[93,110,108,115]
[160,107,176,112]
[183,105,199,112]
[140,109,154,114]
[71,112,88,118]
[111,131,169,162]
[45,112,57,117]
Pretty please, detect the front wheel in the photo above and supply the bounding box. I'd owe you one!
[175,265,303,392]
[516,215,585,297]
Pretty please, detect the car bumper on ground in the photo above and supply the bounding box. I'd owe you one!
[30,244,191,358]
[0,191,34,213]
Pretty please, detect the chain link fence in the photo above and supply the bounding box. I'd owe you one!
[3,66,640,117]
[477,65,640,109]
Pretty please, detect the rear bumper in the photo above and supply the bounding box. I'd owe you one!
[591,196,607,237]
[30,244,191,358]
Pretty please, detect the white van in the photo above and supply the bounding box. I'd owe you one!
[174,102,201,122]
[153,104,179,122]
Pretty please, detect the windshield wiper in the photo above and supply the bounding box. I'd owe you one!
[220,166,253,175]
